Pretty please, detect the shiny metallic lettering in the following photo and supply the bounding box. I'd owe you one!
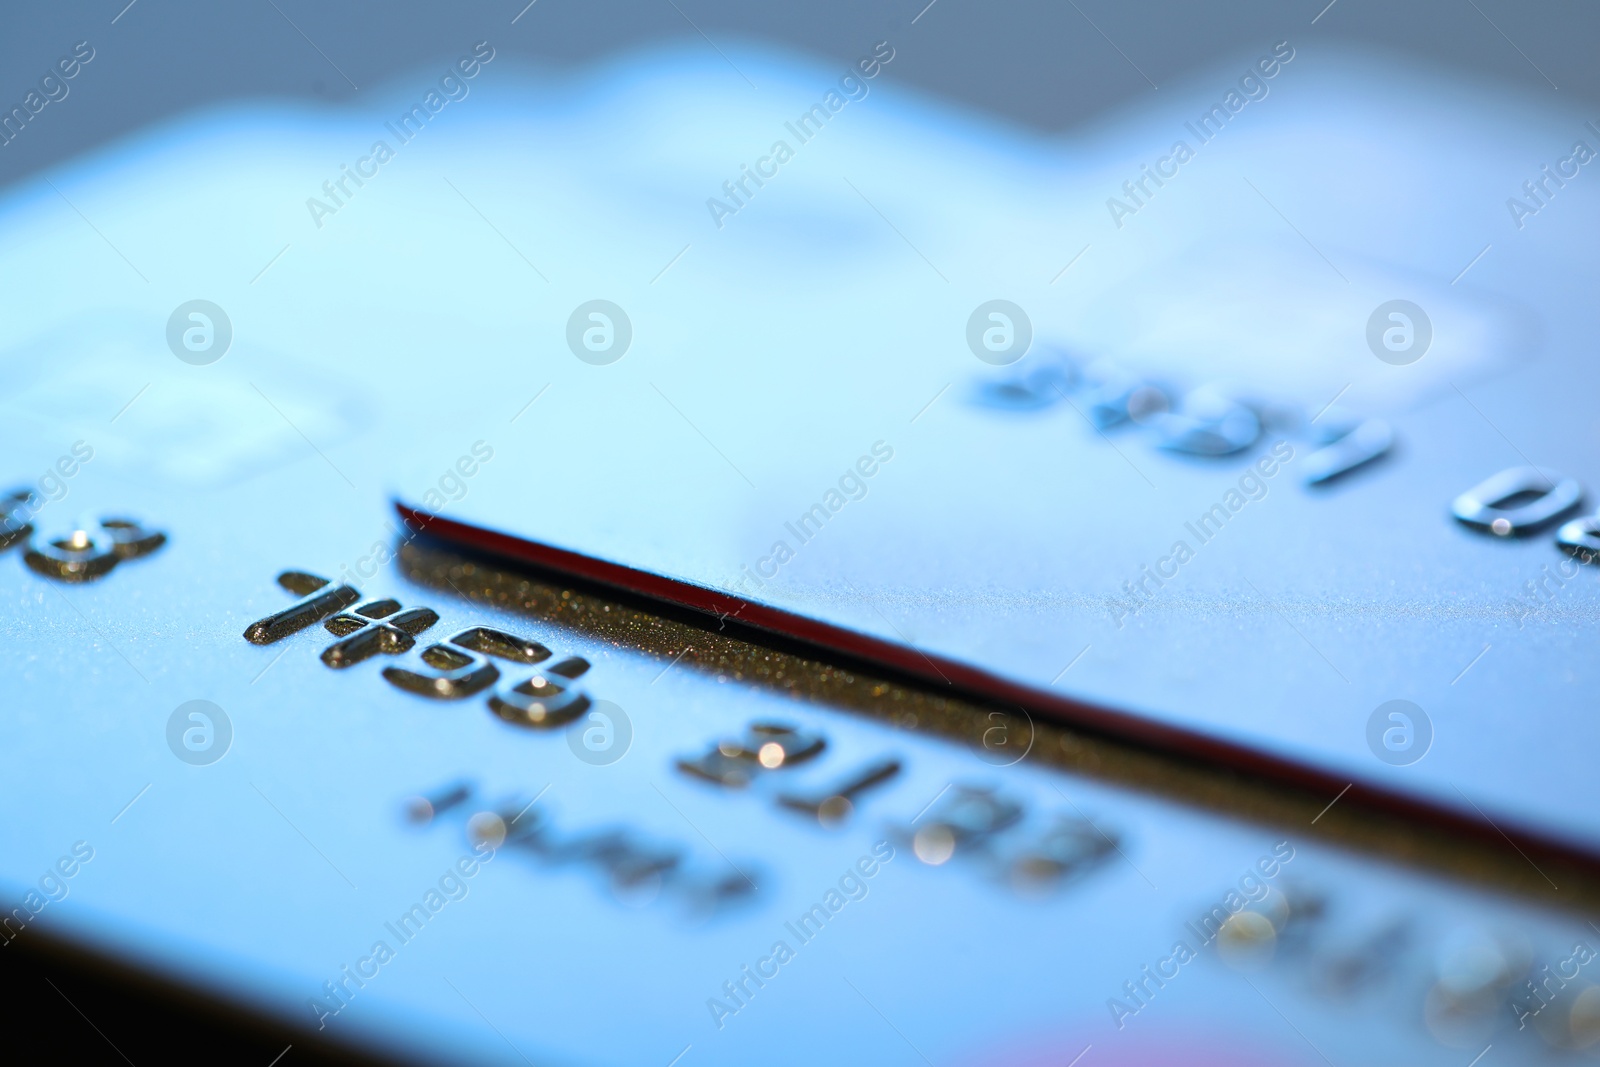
[0,489,34,549]
[384,627,552,700]
[1452,466,1583,536]
[777,757,901,826]
[1556,514,1600,562]
[487,656,592,728]
[244,571,362,644]
[1154,388,1261,456]
[23,516,165,583]
[677,723,826,788]
[1302,418,1393,485]
[321,599,440,668]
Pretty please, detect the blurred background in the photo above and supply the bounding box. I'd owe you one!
[4,0,1598,191]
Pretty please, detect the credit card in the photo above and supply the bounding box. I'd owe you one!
[3,476,1598,1065]
[388,47,1600,855]
[4,36,1599,1067]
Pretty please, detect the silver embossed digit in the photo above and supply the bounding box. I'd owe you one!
[1451,467,1582,536]
[384,627,552,700]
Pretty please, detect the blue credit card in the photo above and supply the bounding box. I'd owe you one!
[3,35,1599,1067]
[384,47,1600,856]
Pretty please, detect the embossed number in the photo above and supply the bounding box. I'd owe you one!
[1452,466,1582,536]
[488,656,593,729]
[320,598,440,668]
[244,571,362,644]
[24,516,165,582]
[384,627,552,700]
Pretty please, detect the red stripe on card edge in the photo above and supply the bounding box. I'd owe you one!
[395,501,1600,879]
